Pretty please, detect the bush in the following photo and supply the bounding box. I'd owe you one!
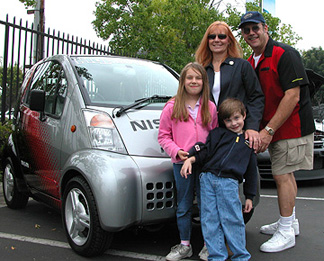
[0,120,13,177]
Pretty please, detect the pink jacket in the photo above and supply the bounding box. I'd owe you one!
[158,99,218,163]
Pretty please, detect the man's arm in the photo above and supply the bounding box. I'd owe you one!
[259,86,300,152]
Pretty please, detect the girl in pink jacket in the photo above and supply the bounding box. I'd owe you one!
[158,62,218,261]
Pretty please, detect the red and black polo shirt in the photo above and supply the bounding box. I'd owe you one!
[248,38,315,143]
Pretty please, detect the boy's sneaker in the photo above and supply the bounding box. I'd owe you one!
[260,219,299,236]
[260,228,295,252]
[198,245,208,261]
[166,244,193,261]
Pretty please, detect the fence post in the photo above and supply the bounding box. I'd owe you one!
[1,16,10,124]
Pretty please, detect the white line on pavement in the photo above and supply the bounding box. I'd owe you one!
[0,232,178,261]
[0,194,322,260]
[261,194,324,201]
[0,232,70,248]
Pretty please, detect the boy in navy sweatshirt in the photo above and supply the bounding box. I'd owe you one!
[181,98,258,261]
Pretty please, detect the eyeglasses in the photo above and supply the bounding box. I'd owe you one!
[207,34,227,40]
[242,25,261,35]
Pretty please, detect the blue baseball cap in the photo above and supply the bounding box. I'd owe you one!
[239,11,266,28]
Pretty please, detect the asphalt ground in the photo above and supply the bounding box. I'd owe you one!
[1,179,324,260]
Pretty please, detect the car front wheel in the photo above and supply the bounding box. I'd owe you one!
[62,176,113,257]
[2,158,29,209]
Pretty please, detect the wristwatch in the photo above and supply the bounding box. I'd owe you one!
[265,126,275,136]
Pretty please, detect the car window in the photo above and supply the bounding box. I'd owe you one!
[26,61,68,117]
[72,57,178,107]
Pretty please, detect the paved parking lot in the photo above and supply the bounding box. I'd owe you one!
[1,179,324,260]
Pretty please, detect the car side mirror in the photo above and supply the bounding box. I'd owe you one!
[29,89,46,121]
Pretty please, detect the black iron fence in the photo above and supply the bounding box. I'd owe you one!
[0,14,123,123]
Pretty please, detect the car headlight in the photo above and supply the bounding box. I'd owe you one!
[83,110,127,154]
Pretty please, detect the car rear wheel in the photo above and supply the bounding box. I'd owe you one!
[62,176,113,257]
[2,158,29,209]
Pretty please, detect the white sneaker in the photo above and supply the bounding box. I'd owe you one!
[260,219,299,236]
[198,245,209,261]
[260,228,295,252]
[166,244,193,261]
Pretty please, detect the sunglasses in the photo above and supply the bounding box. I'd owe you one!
[242,25,261,35]
[207,34,227,40]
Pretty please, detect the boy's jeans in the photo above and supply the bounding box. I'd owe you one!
[200,172,251,261]
[173,163,200,241]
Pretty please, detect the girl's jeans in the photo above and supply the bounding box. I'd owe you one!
[173,163,200,241]
[200,172,251,261]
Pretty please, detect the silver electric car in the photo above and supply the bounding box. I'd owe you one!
[2,55,259,257]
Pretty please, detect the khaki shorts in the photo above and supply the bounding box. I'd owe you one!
[268,133,314,175]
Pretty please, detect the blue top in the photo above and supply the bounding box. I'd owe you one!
[188,127,258,200]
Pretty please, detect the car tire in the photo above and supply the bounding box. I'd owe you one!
[2,158,29,209]
[62,176,113,257]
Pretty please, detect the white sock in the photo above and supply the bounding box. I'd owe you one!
[181,240,190,246]
[293,206,296,220]
[279,214,293,231]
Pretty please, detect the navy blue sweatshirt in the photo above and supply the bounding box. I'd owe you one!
[188,127,258,200]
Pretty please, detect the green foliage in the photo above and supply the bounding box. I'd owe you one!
[93,0,224,72]
[0,121,12,164]
[93,0,301,72]
[302,47,324,77]
[0,64,24,112]
[222,1,302,59]
[18,0,37,8]
[302,47,324,107]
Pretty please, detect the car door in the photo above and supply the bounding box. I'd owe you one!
[17,60,68,201]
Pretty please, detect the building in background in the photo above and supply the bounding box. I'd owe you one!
[263,0,275,15]
[246,0,276,15]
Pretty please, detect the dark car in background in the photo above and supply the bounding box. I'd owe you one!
[258,69,324,181]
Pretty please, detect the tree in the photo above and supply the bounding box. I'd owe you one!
[0,64,24,113]
[93,0,301,72]
[93,0,223,72]
[18,0,36,8]
[302,47,324,77]
[19,0,302,72]
[223,1,302,59]
[302,47,324,108]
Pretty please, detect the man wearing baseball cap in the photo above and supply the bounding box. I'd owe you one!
[239,11,315,253]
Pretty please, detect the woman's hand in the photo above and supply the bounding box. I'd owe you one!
[243,199,253,213]
[245,129,261,153]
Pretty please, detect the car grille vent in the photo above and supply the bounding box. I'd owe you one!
[314,140,324,149]
[145,182,175,211]
[258,162,272,178]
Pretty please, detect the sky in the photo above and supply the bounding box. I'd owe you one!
[0,0,323,53]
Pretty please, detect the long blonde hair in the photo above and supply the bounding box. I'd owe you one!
[195,21,243,67]
[172,62,212,126]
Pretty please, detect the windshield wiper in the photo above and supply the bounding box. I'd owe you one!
[115,95,172,117]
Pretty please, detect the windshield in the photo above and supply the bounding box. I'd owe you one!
[71,56,178,107]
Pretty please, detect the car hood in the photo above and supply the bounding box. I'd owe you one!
[114,108,167,157]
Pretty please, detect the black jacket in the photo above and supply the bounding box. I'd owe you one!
[189,127,258,200]
[206,57,264,131]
